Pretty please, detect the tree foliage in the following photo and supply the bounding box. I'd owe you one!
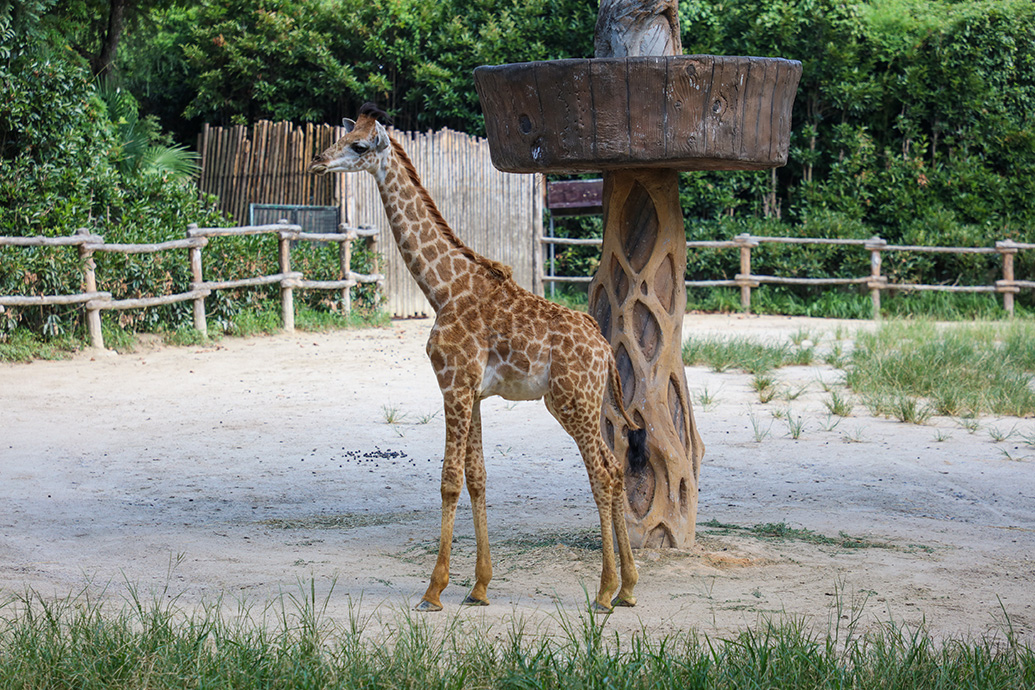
[6,0,1035,332]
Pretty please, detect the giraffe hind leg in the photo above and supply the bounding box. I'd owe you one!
[545,392,622,613]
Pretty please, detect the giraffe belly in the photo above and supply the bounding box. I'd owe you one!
[480,361,549,401]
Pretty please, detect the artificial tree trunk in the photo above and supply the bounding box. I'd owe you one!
[473,0,800,550]
[587,0,703,548]
[589,168,703,547]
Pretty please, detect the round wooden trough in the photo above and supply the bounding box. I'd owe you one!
[474,55,802,174]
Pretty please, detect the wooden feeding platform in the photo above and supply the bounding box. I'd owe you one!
[474,55,801,174]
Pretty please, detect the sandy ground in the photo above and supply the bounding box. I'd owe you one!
[1,313,1033,642]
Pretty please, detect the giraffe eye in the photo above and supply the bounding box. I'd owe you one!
[351,142,369,154]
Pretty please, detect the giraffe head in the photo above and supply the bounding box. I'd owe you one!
[309,103,392,176]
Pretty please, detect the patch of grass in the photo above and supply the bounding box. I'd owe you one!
[790,327,813,347]
[296,306,390,331]
[161,325,210,347]
[227,306,284,337]
[988,424,1017,443]
[0,329,83,362]
[682,335,798,374]
[415,410,439,424]
[823,341,849,367]
[498,528,602,553]
[262,511,419,530]
[545,289,588,312]
[695,385,719,410]
[0,582,1029,689]
[100,322,139,352]
[751,373,778,403]
[785,409,806,439]
[824,390,854,417]
[890,396,934,425]
[841,426,868,443]
[956,417,981,434]
[750,413,773,442]
[699,520,894,550]
[381,404,407,424]
[845,321,1035,418]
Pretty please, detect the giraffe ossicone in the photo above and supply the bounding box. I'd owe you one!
[310,103,646,612]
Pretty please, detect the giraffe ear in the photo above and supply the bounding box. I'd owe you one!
[374,122,390,152]
[341,118,356,133]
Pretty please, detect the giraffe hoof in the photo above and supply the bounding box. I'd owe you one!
[462,595,490,607]
[611,595,637,608]
[591,601,614,615]
[415,599,443,612]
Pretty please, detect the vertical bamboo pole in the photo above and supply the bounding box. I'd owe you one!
[187,223,207,335]
[278,220,295,332]
[997,239,1019,317]
[77,228,104,349]
[532,173,545,296]
[866,237,886,320]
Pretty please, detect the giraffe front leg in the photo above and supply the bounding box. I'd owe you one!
[417,393,472,612]
[462,400,492,607]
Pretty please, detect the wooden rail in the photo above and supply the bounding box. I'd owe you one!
[542,233,1030,319]
[0,222,383,349]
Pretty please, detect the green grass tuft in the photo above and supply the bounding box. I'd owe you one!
[682,336,801,374]
[0,584,1029,689]
[845,321,1035,419]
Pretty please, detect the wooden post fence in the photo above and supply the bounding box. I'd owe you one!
[4,228,1034,346]
[1,223,383,349]
[541,233,1034,319]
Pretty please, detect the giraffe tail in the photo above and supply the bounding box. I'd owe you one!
[609,358,649,471]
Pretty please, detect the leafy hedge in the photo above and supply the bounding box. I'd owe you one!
[553,0,1035,315]
[0,32,378,341]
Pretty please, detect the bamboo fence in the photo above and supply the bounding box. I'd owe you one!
[0,221,382,349]
[541,233,1034,319]
[198,122,542,318]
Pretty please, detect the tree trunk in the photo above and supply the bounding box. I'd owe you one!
[92,0,129,76]
[589,0,704,548]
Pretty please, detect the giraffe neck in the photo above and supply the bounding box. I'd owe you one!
[372,139,507,312]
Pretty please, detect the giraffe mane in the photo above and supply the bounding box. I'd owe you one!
[388,136,513,282]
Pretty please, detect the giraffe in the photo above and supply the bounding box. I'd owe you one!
[309,103,646,613]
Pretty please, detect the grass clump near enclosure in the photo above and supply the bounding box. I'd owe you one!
[846,321,1035,418]
[682,335,813,374]
[0,305,388,362]
[0,585,1031,689]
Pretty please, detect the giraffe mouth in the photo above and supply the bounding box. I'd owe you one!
[309,163,329,175]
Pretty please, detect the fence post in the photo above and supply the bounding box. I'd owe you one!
[340,224,354,316]
[278,219,295,332]
[187,224,208,336]
[996,239,1019,317]
[77,228,104,349]
[734,233,758,312]
[865,236,887,320]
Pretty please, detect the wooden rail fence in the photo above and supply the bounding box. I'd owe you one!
[542,233,1034,318]
[0,221,382,349]
[5,228,1032,345]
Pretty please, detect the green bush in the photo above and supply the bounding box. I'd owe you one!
[0,33,381,344]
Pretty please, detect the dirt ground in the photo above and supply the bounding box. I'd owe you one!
[1,314,1033,642]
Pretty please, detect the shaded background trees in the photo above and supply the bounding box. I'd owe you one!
[3,0,1035,333]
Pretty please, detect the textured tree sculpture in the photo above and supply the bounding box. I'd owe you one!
[475,0,800,548]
